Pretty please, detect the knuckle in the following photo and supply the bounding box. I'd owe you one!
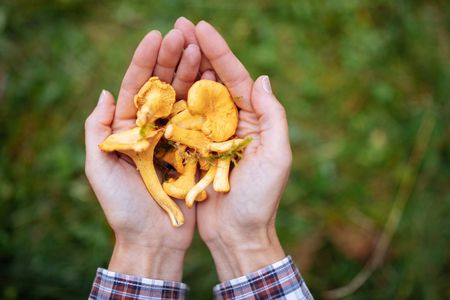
[274,103,287,119]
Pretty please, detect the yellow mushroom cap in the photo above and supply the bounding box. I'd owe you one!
[169,109,205,131]
[187,80,238,142]
[134,77,176,127]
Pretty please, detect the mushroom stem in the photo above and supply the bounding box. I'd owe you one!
[213,157,231,192]
[122,131,184,227]
[163,157,207,201]
[136,97,158,127]
[165,124,210,156]
[185,162,217,208]
[208,138,246,152]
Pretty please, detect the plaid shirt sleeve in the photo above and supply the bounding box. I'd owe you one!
[89,268,189,300]
[213,256,313,300]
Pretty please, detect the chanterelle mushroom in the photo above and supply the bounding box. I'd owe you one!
[99,76,185,227]
[187,80,238,142]
[164,125,247,157]
[134,77,176,127]
[100,130,185,227]
[99,127,156,153]
[164,124,211,157]
[163,156,207,201]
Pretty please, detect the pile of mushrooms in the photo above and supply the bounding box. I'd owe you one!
[99,77,249,227]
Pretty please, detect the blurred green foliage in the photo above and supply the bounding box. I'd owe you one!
[1,0,449,299]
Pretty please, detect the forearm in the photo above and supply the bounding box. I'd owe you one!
[108,241,186,281]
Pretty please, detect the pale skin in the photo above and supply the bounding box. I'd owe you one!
[85,18,292,282]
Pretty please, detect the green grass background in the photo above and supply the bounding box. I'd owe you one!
[1,0,449,299]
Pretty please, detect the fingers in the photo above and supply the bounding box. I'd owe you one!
[171,44,201,99]
[153,29,185,84]
[201,70,216,81]
[85,90,117,169]
[114,31,162,127]
[251,76,291,161]
[174,17,213,73]
[195,21,254,111]
[174,17,197,46]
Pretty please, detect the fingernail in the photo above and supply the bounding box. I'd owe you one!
[262,75,272,94]
[177,16,188,23]
[186,43,199,51]
[98,89,107,105]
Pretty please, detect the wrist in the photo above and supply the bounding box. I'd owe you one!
[108,240,186,281]
[206,226,286,281]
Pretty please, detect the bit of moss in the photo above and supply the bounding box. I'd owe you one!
[139,123,158,138]
[233,96,243,103]
[206,137,252,166]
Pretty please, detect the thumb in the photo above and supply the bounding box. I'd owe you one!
[251,76,291,159]
[85,90,116,166]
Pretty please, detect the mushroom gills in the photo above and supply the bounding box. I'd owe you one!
[134,77,176,127]
[99,127,158,153]
[187,80,238,142]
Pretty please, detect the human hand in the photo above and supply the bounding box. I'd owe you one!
[84,29,201,281]
[175,18,292,281]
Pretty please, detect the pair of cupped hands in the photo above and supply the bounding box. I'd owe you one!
[85,18,292,282]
